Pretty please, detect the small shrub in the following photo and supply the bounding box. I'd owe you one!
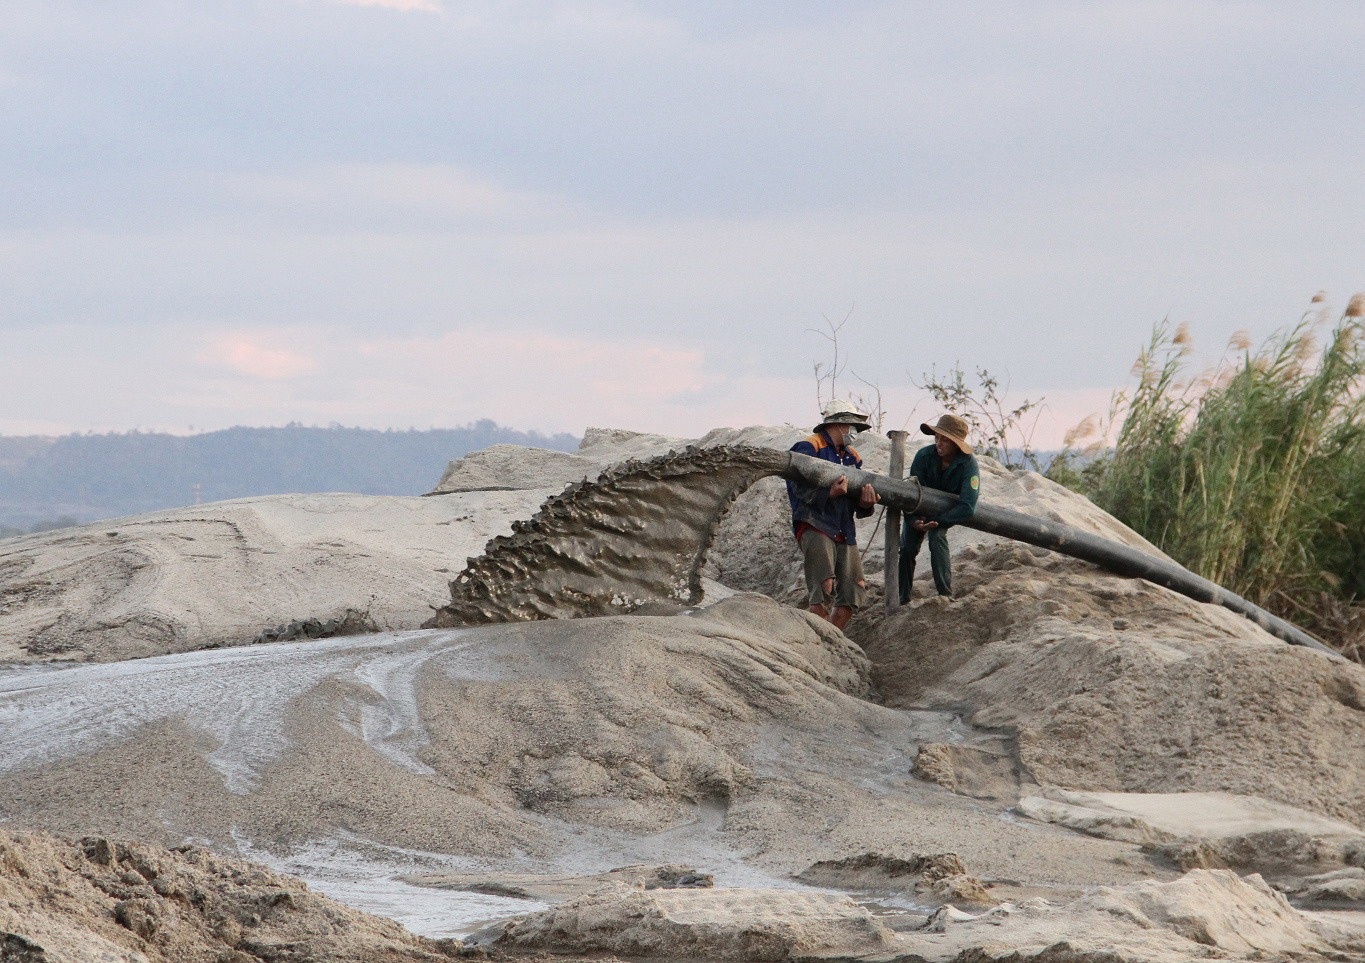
[916,363,1044,471]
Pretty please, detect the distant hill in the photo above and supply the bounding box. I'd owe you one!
[0,422,580,534]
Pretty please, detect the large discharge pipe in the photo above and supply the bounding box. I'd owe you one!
[783,451,1341,660]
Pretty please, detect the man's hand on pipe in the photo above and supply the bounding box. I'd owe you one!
[830,473,880,507]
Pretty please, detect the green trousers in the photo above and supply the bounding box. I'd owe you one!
[899,521,952,602]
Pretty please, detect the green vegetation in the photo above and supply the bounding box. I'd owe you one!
[1057,301,1365,661]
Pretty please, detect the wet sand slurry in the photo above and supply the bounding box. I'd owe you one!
[426,445,789,626]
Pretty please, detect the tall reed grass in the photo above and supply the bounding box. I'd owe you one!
[1069,301,1365,659]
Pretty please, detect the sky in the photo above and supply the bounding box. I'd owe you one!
[2,1,1363,446]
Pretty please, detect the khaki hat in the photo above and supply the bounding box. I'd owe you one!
[815,399,871,433]
[921,413,973,454]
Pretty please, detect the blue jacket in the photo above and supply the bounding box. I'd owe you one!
[786,431,874,544]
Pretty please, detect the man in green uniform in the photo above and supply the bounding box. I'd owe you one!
[898,413,980,602]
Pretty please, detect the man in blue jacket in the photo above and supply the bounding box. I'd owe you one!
[786,400,880,630]
[899,413,980,602]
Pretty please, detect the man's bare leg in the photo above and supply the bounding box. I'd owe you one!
[829,577,864,630]
[808,578,838,622]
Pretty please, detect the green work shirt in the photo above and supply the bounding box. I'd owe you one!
[909,445,980,528]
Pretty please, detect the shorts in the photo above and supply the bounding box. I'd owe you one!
[799,527,866,609]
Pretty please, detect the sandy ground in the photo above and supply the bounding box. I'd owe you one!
[2,425,1363,961]
[473,867,1365,962]
[863,545,1365,829]
[0,490,553,663]
[0,829,467,962]
[0,597,1146,888]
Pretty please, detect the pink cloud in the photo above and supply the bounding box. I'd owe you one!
[348,328,715,427]
[202,334,318,380]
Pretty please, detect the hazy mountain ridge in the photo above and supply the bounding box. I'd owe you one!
[0,422,580,533]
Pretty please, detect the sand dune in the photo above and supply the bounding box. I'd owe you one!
[1,426,1363,961]
[0,490,551,663]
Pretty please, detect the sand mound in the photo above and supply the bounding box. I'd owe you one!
[773,456,1365,831]
[865,547,1365,827]
[905,869,1361,962]
[1017,789,1365,879]
[1286,868,1365,905]
[474,885,896,961]
[476,869,1362,962]
[797,851,995,909]
[0,830,456,962]
[0,491,554,664]
[0,593,1156,909]
[430,443,603,494]
[0,597,859,847]
[1068,869,1330,957]
[912,742,1026,801]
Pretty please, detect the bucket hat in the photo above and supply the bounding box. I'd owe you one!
[920,413,973,454]
[815,399,871,433]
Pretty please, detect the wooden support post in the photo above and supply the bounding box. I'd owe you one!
[884,430,908,614]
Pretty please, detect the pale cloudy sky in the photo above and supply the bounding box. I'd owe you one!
[3,1,1363,444]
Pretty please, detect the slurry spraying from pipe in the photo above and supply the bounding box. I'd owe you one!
[425,445,1337,659]
[425,446,789,627]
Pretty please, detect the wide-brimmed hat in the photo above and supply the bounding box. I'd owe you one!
[815,399,871,433]
[921,413,973,454]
